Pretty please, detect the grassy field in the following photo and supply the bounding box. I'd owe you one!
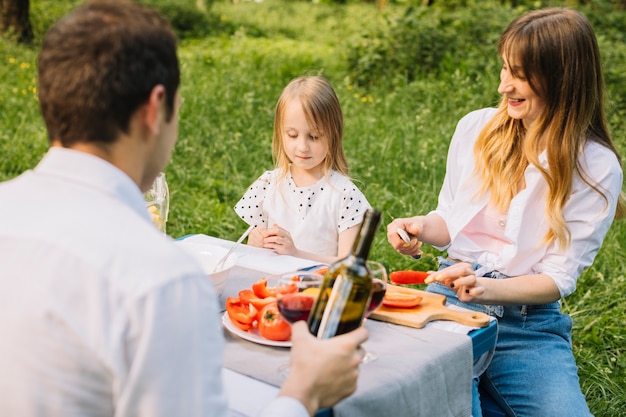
[1,0,625,415]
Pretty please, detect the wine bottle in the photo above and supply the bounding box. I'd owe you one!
[307,208,381,339]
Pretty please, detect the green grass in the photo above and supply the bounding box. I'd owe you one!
[1,0,625,415]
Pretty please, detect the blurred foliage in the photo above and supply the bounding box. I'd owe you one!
[2,0,626,415]
[346,4,514,87]
[135,0,238,39]
[20,0,234,43]
[346,0,626,91]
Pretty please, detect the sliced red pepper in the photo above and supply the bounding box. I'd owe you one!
[390,270,430,285]
[382,292,423,309]
[238,289,277,312]
[225,297,258,331]
[252,277,277,299]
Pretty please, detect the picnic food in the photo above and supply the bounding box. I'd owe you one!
[252,277,277,299]
[225,277,299,342]
[147,204,165,232]
[258,303,291,341]
[382,292,423,309]
[390,270,429,285]
[225,297,258,331]
[238,289,277,311]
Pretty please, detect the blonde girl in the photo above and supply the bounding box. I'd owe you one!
[235,76,370,264]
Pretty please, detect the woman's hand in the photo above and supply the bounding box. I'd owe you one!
[387,213,451,258]
[425,262,485,302]
[426,263,563,305]
[262,224,298,256]
[386,216,424,258]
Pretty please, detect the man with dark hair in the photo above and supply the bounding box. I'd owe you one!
[0,1,367,416]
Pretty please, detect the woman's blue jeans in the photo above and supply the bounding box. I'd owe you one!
[429,259,592,417]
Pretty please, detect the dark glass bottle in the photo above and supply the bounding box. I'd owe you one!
[307,208,381,339]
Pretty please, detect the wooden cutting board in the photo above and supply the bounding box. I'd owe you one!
[369,284,490,329]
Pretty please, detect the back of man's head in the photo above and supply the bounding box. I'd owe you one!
[38,0,180,148]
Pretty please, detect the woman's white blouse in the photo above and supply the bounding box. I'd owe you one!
[235,168,370,257]
[432,108,623,297]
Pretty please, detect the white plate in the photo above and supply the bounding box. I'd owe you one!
[222,312,292,348]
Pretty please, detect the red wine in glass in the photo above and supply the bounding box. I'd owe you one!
[361,262,388,364]
[277,293,316,323]
[366,278,387,315]
[275,272,323,377]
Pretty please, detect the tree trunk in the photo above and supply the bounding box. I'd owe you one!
[0,0,33,44]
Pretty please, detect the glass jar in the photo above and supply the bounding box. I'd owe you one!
[144,172,169,233]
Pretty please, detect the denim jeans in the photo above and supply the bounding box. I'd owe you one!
[428,258,592,417]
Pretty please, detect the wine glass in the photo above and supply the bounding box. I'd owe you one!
[361,260,388,363]
[275,271,324,376]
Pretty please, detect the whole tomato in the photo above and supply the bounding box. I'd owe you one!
[258,303,291,341]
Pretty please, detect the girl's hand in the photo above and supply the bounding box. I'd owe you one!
[386,217,424,258]
[424,262,485,301]
[246,226,265,248]
[262,224,298,256]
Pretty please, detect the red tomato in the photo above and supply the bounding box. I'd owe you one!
[390,270,430,285]
[225,297,258,331]
[252,278,277,299]
[258,303,291,341]
[382,292,423,309]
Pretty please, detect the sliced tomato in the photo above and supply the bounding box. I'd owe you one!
[252,278,277,299]
[390,270,430,285]
[258,303,291,341]
[382,292,423,309]
[225,297,258,331]
[238,289,277,312]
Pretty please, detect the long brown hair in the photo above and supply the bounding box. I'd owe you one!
[272,76,349,181]
[473,7,624,250]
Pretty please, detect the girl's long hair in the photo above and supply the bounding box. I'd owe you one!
[272,76,349,182]
[473,7,624,250]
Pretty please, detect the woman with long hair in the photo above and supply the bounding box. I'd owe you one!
[387,8,624,416]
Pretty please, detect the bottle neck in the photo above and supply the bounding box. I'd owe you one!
[351,209,381,261]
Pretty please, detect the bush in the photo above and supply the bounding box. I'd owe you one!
[346,4,517,88]
[137,0,233,39]
[29,0,82,43]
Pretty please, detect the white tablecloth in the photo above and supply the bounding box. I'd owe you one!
[183,235,474,417]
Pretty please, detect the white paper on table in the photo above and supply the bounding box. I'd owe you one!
[180,234,320,274]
